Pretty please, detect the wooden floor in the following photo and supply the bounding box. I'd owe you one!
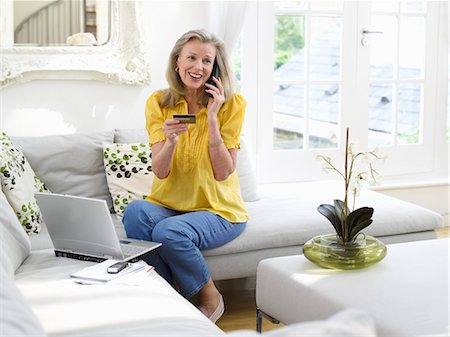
[215,227,450,333]
[215,277,284,333]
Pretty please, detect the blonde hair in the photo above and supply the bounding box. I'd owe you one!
[160,29,235,108]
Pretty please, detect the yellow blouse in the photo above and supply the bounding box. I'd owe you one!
[144,90,248,223]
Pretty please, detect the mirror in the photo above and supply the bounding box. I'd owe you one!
[0,0,151,88]
[12,0,110,47]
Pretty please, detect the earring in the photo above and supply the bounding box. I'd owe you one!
[175,67,179,73]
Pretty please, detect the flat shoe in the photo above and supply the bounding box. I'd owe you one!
[208,294,224,323]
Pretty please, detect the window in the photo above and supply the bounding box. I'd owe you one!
[250,1,447,183]
[367,3,426,147]
[272,2,343,150]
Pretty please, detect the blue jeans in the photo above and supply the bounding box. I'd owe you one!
[122,200,246,297]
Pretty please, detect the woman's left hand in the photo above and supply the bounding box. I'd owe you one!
[205,77,225,119]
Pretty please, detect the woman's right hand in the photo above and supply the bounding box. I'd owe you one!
[163,119,189,145]
[152,119,188,179]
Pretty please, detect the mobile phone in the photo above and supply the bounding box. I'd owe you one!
[206,62,220,89]
[107,261,129,274]
[173,114,196,124]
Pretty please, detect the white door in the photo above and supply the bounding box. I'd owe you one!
[254,1,446,183]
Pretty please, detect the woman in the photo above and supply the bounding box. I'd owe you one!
[123,29,248,323]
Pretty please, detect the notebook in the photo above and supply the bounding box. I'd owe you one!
[35,193,161,263]
[70,259,148,283]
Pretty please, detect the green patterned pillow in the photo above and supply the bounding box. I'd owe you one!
[0,133,50,234]
[103,142,153,216]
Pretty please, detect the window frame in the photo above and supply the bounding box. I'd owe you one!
[241,1,448,184]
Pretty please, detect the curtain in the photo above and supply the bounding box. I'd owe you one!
[207,1,249,53]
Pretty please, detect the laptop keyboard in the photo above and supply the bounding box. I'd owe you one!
[120,244,146,257]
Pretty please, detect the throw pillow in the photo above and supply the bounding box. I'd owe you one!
[237,137,259,201]
[0,133,50,234]
[0,189,31,274]
[103,142,153,216]
[11,131,115,210]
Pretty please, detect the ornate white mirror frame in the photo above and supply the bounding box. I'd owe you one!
[0,0,151,88]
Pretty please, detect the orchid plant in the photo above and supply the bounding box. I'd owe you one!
[317,128,386,244]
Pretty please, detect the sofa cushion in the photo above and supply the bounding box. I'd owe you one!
[202,180,443,257]
[28,220,54,251]
[103,142,153,216]
[113,129,259,202]
[114,128,149,144]
[236,136,259,202]
[110,180,442,259]
[15,250,224,336]
[0,189,31,274]
[11,131,114,210]
[0,133,50,234]
[0,262,46,337]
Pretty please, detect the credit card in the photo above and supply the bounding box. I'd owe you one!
[173,114,196,124]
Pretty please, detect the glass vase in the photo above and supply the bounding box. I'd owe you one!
[303,234,387,270]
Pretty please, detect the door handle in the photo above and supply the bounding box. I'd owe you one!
[361,29,383,47]
[362,29,383,35]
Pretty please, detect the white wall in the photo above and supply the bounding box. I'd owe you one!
[0,0,14,46]
[373,183,449,227]
[1,1,448,225]
[0,1,209,137]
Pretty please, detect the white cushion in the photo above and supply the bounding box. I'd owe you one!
[0,189,31,274]
[236,137,259,202]
[256,240,449,336]
[0,133,50,234]
[114,128,149,144]
[0,262,46,336]
[15,250,224,336]
[103,142,153,216]
[11,131,114,210]
[203,180,442,257]
[113,129,259,202]
[29,220,54,251]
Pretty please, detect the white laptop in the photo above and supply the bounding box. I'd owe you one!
[35,193,161,263]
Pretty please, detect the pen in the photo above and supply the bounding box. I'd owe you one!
[146,266,155,273]
[73,280,106,285]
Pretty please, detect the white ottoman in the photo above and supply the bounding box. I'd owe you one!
[256,238,449,337]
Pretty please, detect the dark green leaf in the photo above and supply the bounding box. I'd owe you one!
[317,204,343,237]
[349,219,373,240]
[333,199,349,238]
[333,199,348,224]
[347,207,374,240]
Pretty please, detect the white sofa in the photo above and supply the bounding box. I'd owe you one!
[0,199,376,336]
[2,187,379,337]
[10,129,443,280]
[1,129,443,336]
